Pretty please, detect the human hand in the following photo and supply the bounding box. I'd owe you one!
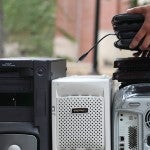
[127,5,150,51]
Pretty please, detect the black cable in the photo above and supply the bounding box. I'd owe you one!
[77,33,116,62]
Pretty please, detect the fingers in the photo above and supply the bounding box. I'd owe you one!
[129,26,146,49]
[127,6,146,14]
[127,5,150,57]
[140,34,150,50]
[129,22,150,50]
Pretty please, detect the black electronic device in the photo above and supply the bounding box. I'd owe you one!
[112,13,144,25]
[0,58,66,150]
[113,70,150,82]
[112,13,145,51]
[114,39,143,51]
[114,57,150,71]
[113,57,150,88]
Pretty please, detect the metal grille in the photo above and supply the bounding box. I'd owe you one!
[57,96,104,150]
[128,126,138,149]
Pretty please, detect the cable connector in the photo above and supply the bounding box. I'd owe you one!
[77,33,116,62]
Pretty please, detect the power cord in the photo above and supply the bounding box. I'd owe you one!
[77,33,116,62]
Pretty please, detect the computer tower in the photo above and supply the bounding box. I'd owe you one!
[113,83,150,150]
[0,58,66,150]
[52,75,112,150]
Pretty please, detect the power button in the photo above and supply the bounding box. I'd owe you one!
[8,145,21,150]
[36,67,45,76]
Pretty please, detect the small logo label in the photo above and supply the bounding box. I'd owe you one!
[2,62,15,67]
[72,108,88,113]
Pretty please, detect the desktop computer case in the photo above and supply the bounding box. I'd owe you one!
[0,58,66,150]
[52,75,112,150]
[113,83,150,150]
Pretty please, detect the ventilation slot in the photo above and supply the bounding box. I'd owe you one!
[57,96,104,149]
[145,110,150,128]
[128,126,138,149]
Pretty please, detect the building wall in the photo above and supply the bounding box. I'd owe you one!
[54,0,130,63]
[100,0,129,30]
[54,0,95,62]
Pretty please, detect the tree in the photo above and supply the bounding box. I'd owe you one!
[0,0,4,57]
[130,0,138,7]
[3,0,56,56]
[130,0,150,6]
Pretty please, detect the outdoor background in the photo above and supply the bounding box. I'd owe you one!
[0,0,149,75]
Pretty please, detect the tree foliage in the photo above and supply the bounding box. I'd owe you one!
[0,0,4,57]
[3,0,56,56]
[130,0,138,7]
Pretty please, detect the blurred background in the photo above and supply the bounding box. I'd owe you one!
[0,0,150,75]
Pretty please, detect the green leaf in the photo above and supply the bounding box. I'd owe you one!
[3,0,56,56]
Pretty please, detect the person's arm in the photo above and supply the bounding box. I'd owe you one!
[127,5,150,50]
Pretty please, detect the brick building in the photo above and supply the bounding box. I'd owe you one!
[54,0,135,74]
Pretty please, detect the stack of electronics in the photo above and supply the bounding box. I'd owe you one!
[112,13,144,51]
[1,13,150,150]
[0,58,112,150]
[112,13,150,88]
[0,58,66,150]
[112,13,150,150]
[113,57,150,88]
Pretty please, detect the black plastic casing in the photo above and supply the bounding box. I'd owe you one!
[0,58,66,150]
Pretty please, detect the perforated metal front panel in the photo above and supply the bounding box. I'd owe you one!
[56,96,104,150]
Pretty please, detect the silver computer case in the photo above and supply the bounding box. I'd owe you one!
[113,83,150,150]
